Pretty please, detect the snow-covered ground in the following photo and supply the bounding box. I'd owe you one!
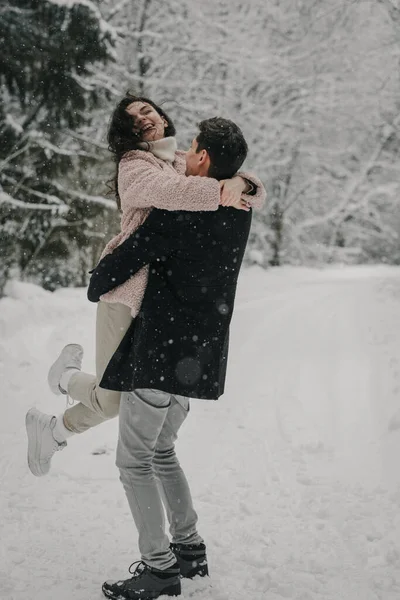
[2,265,400,600]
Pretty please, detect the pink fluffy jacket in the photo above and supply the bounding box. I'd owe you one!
[100,149,266,315]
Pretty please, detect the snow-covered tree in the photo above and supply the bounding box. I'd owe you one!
[0,0,116,293]
[4,0,400,295]
[103,0,400,266]
[236,0,400,265]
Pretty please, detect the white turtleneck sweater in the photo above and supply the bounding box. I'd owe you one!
[138,136,178,162]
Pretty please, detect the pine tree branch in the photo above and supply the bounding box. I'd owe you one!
[0,189,68,213]
[0,142,30,174]
[64,130,108,150]
[50,181,117,210]
[21,99,46,131]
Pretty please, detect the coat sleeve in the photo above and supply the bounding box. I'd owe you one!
[237,171,267,209]
[87,210,180,302]
[119,156,220,212]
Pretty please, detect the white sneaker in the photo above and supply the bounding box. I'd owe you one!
[48,344,83,395]
[25,408,67,477]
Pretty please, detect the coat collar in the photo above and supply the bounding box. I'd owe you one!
[138,137,177,162]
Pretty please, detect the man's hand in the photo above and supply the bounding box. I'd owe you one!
[219,177,251,212]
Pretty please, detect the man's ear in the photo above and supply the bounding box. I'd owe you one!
[198,149,208,164]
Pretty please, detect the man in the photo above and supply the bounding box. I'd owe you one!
[87,118,265,600]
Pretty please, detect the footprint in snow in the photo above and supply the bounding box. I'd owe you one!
[91,446,112,456]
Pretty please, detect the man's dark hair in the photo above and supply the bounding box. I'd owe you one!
[196,117,248,180]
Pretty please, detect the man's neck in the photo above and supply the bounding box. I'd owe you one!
[198,165,210,177]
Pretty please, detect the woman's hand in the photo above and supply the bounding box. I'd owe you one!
[219,177,251,212]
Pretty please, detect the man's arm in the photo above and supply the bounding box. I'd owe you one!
[87,209,181,302]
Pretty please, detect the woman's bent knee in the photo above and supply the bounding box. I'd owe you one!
[96,388,121,419]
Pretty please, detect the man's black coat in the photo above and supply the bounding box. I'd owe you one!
[88,207,252,399]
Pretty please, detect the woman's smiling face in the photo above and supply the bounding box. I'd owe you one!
[126,101,167,142]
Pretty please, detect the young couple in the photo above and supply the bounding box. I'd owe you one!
[25,93,266,600]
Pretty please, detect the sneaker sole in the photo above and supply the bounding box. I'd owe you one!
[26,408,51,477]
[47,343,83,395]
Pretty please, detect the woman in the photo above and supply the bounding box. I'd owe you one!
[25,93,265,474]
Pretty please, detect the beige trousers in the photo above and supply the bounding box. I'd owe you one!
[63,302,132,433]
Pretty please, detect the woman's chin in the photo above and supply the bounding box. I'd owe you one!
[142,131,163,142]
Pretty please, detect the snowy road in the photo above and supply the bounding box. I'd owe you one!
[1,266,400,600]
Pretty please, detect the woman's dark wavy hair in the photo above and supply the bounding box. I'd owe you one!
[107,93,176,210]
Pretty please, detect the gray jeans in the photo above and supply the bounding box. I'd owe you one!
[116,389,203,570]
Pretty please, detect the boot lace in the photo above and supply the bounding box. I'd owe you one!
[128,561,148,579]
[111,562,147,590]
